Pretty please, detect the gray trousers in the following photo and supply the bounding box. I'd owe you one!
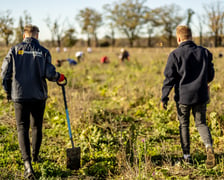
[176,103,213,154]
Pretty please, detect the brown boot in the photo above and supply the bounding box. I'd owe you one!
[206,146,215,169]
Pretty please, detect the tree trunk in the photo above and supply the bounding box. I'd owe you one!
[57,37,61,47]
[5,36,9,46]
[94,33,98,47]
[200,31,203,46]
[87,33,91,47]
[168,33,172,47]
[111,29,115,47]
[147,28,153,47]
[215,32,218,47]
[129,38,133,47]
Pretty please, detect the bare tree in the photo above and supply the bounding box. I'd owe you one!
[151,4,185,47]
[147,26,153,47]
[104,0,150,47]
[108,22,116,47]
[196,15,204,46]
[14,10,32,43]
[44,16,66,47]
[76,8,102,47]
[0,10,14,46]
[204,1,224,47]
[186,8,195,27]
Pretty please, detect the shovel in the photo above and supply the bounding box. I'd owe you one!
[57,78,81,170]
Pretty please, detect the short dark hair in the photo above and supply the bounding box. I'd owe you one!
[176,25,192,41]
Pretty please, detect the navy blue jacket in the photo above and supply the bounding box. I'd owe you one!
[161,40,214,105]
[1,37,60,102]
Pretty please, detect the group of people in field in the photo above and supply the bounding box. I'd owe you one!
[55,50,84,67]
[55,47,130,68]
[1,24,215,179]
[99,48,130,64]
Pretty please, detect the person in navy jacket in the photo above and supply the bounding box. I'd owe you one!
[161,25,215,168]
[1,24,65,179]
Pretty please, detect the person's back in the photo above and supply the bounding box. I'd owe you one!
[167,41,213,105]
[67,58,77,65]
[162,26,214,105]
[119,48,130,61]
[123,50,129,60]
[101,56,109,64]
[2,25,59,102]
[12,38,54,100]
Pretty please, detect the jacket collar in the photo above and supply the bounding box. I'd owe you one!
[23,37,39,44]
[178,40,195,47]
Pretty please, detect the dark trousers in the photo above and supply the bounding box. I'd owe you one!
[14,100,46,161]
[176,103,213,154]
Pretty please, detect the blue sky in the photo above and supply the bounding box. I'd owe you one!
[1,0,215,40]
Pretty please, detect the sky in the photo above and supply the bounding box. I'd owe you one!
[1,0,215,41]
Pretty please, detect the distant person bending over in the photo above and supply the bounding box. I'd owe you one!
[161,25,215,168]
[56,59,77,67]
[119,48,130,62]
[75,51,84,62]
[100,56,110,64]
[1,24,66,179]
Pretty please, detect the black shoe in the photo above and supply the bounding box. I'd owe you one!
[33,155,42,163]
[24,161,36,179]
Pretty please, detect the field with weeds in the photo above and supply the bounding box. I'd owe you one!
[1,46,224,179]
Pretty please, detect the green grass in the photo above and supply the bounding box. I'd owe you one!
[1,46,224,179]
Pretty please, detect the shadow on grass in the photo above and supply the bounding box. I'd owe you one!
[214,152,224,164]
[150,152,224,167]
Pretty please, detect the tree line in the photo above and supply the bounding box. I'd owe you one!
[0,0,223,48]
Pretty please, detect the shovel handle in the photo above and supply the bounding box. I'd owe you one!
[57,77,75,149]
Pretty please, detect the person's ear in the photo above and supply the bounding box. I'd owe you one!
[177,36,181,45]
[23,34,25,39]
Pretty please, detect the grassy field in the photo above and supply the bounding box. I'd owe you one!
[1,46,224,179]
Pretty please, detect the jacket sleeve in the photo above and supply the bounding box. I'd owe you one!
[45,51,60,81]
[161,53,178,103]
[1,48,13,94]
[206,50,215,83]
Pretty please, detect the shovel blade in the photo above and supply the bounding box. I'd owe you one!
[66,147,81,170]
